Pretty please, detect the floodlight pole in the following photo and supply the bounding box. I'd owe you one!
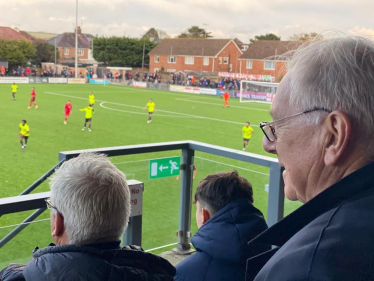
[75,0,78,78]
[54,37,57,76]
[142,44,145,72]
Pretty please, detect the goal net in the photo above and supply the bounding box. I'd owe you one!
[239,81,279,103]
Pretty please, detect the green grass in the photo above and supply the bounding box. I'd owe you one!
[0,83,302,267]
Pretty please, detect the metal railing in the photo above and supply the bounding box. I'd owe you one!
[0,140,284,253]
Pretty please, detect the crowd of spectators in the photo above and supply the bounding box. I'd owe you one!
[167,74,241,90]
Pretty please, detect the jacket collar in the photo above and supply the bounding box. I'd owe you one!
[249,161,374,247]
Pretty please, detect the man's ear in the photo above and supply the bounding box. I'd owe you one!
[52,211,65,238]
[202,208,212,225]
[324,110,351,166]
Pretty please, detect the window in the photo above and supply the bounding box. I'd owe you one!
[223,57,229,64]
[77,49,84,56]
[154,68,160,72]
[246,60,253,69]
[203,57,209,65]
[264,61,275,70]
[241,45,249,51]
[229,64,232,71]
[64,48,69,55]
[185,56,194,65]
[167,69,176,73]
[168,56,176,63]
[155,56,160,63]
[219,57,222,64]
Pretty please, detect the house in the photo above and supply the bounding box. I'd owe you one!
[0,27,35,42]
[48,27,97,67]
[238,40,302,82]
[148,38,243,73]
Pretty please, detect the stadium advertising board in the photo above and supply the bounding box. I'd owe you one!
[169,85,184,92]
[133,81,147,88]
[29,77,49,83]
[219,72,273,81]
[89,79,109,85]
[170,85,218,95]
[183,87,200,94]
[236,91,274,102]
[0,77,29,83]
[200,88,219,96]
[68,78,86,84]
[128,180,143,217]
[49,77,68,83]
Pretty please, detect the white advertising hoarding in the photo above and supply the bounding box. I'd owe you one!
[49,78,68,83]
[0,77,29,83]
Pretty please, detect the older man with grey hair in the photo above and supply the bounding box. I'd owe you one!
[0,153,175,281]
[245,37,374,281]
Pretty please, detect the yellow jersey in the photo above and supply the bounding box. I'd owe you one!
[147,102,155,112]
[19,123,30,136]
[89,94,95,105]
[242,126,254,139]
[11,84,18,93]
[80,107,94,119]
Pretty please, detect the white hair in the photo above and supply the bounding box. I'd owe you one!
[50,152,131,245]
[287,36,374,135]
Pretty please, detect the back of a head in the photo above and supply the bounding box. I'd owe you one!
[194,170,254,215]
[50,152,131,245]
[288,36,374,141]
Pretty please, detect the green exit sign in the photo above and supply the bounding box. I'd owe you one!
[149,156,181,179]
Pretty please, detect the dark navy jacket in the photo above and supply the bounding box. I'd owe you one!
[247,161,374,281]
[175,198,268,281]
[0,242,176,281]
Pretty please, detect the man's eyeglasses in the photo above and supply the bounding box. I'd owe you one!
[45,198,61,214]
[260,107,332,142]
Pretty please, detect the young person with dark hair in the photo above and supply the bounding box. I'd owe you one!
[175,170,268,281]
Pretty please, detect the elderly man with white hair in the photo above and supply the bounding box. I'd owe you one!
[0,153,175,281]
[245,37,374,281]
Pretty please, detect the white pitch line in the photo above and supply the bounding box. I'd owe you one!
[195,156,269,176]
[112,155,269,176]
[100,102,197,118]
[145,242,180,252]
[175,98,269,111]
[45,91,258,127]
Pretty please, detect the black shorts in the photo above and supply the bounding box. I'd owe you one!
[148,112,153,115]
[85,118,92,122]
[243,138,250,142]
[22,136,29,140]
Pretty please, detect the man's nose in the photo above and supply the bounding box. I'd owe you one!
[263,135,277,154]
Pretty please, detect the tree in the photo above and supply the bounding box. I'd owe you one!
[142,28,170,43]
[31,39,59,66]
[288,32,324,41]
[0,39,35,67]
[93,37,157,67]
[178,26,212,38]
[249,33,281,44]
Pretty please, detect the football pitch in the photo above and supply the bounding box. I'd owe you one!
[0,83,301,267]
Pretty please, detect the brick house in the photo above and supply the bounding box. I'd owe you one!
[238,40,302,82]
[0,27,35,42]
[48,27,96,66]
[148,38,243,73]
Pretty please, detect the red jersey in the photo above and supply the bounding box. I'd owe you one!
[65,103,73,114]
[223,92,229,100]
[31,89,36,96]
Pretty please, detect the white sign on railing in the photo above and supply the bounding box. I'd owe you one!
[49,78,68,83]
[0,77,29,83]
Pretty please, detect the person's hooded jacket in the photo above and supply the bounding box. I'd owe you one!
[175,198,268,281]
[0,243,175,281]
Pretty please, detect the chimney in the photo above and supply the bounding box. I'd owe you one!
[77,26,82,35]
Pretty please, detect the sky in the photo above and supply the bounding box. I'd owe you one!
[1,0,374,42]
